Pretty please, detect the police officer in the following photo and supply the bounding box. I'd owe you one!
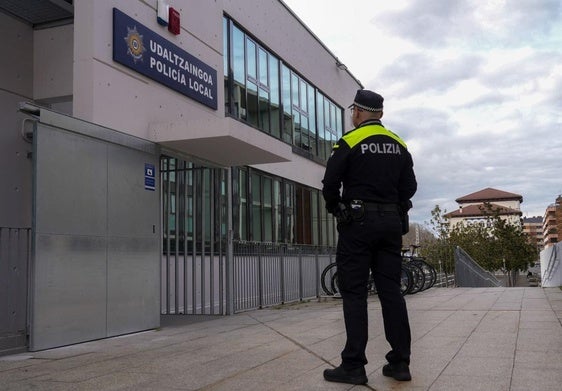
[322,89,417,384]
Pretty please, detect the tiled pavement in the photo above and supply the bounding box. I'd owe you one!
[1,287,561,390]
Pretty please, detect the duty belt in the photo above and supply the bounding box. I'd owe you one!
[361,201,399,212]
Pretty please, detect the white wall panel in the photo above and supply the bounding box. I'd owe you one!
[33,24,73,100]
[0,13,33,98]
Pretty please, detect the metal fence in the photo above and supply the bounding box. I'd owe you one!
[433,272,456,288]
[454,246,502,287]
[161,254,226,315]
[233,241,336,312]
[161,241,337,315]
[0,227,31,355]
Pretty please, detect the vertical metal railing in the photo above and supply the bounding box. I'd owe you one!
[0,227,31,354]
[232,241,335,313]
[160,159,338,316]
[161,158,228,315]
[433,272,456,288]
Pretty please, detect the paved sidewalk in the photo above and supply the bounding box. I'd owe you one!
[1,287,561,390]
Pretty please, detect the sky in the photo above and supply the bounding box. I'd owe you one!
[282,0,562,226]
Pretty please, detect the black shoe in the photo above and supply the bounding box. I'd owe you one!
[323,365,368,385]
[382,362,411,381]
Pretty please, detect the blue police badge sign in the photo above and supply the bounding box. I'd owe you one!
[124,26,146,63]
[112,8,217,110]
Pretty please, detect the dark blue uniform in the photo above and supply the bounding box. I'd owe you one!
[322,118,417,371]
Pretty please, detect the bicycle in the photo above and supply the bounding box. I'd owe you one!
[320,262,338,296]
[401,260,424,294]
[320,244,435,297]
[411,244,437,290]
[320,262,412,296]
[402,244,437,292]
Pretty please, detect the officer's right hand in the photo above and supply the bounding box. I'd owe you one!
[335,202,352,225]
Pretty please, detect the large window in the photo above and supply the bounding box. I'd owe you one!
[317,92,342,161]
[224,16,342,161]
[223,16,343,246]
[225,22,281,138]
[161,158,228,254]
[281,64,293,144]
[233,167,336,246]
[162,159,336,250]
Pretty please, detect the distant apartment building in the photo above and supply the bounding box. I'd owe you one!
[445,187,523,229]
[543,195,561,247]
[522,216,544,253]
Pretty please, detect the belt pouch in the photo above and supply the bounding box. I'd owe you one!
[349,200,365,221]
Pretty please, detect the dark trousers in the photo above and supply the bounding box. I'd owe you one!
[335,209,411,369]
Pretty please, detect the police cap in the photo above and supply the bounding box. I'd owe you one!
[348,89,384,112]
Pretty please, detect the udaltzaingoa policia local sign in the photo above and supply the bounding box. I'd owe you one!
[113,8,217,110]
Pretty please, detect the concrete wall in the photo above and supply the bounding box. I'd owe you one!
[33,24,73,103]
[0,13,34,228]
[541,242,562,287]
[0,12,74,228]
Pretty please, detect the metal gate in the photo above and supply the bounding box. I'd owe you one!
[27,106,160,351]
[160,157,229,315]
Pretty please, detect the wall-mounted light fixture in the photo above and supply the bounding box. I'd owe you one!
[336,58,347,71]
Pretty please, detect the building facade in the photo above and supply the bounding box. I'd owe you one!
[543,195,561,248]
[445,187,523,229]
[0,0,362,353]
[522,216,544,253]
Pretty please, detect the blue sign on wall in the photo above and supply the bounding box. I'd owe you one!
[145,163,156,191]
[113,8,217,110]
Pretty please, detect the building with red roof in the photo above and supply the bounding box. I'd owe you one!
[445,187,523,229]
